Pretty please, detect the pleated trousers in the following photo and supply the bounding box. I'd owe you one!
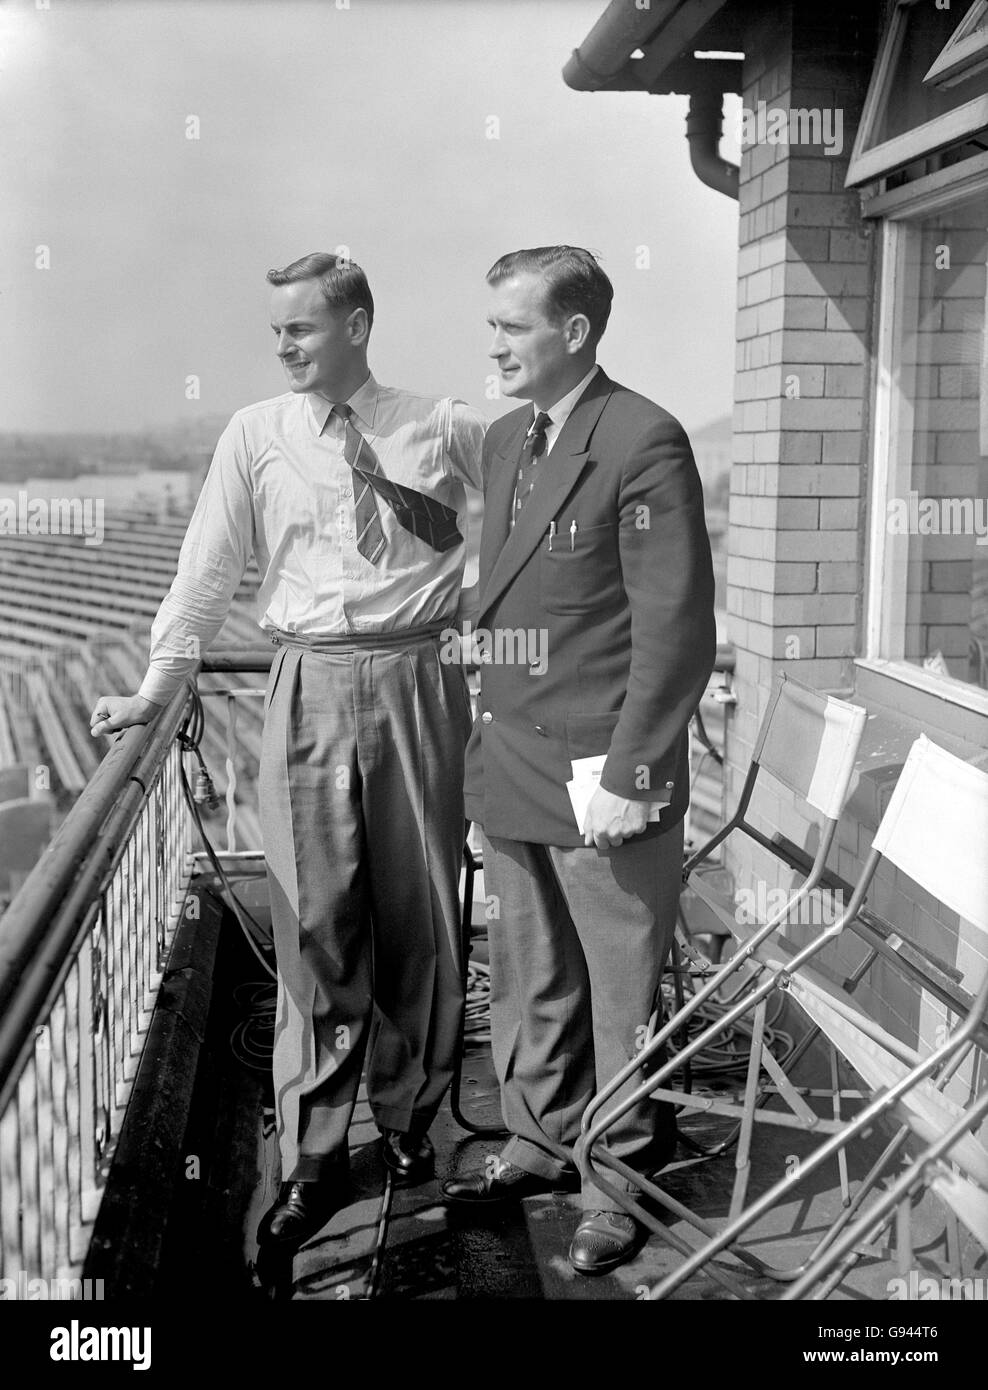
[480,823,684,1211]
[258,628,471,1181]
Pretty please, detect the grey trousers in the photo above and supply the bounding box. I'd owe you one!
[258,633,471,1181]
[481,823,685,1211]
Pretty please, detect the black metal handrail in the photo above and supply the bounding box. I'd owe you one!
[0,679,194,1112]
[199,648,275,674]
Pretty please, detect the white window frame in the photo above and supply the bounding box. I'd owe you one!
[846,0,988,189]
[860,207,988,718]
[924,0,988,91]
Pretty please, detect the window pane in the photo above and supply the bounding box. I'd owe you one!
[885,191,988,692]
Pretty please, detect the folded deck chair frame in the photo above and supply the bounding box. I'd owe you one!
[653,941,988,1300]
[781,1084,988,1300]
[632,734,988,1300]
[775,735,988,1300]
[673,674,873,1190]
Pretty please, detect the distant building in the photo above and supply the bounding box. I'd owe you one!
[690,413,732,510]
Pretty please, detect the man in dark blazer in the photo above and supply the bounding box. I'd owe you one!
[441,246,716,1275]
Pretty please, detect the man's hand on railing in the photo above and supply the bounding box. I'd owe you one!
[90,694,162,738]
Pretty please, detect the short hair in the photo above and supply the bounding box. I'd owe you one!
[266,251,374,329]
[486,246,613,346]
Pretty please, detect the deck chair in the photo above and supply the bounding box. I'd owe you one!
[572,674,867,1296]
[641,734,988,1300]
[775,736,988,1299]
[669,674,872,1186]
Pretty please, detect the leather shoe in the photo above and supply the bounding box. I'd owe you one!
[441,1158,571,1204]
[568,1210,640,1275]
[256,1179,349,1248]
[381,1129,435,1186]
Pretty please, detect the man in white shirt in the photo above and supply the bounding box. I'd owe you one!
[91,252,485,1252]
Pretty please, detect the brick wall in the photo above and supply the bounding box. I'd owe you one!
[726,0,876,804]
[722,4,986,1100]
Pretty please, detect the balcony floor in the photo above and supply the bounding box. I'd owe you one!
[148,864,984,1303]
[239,1044,978,1302]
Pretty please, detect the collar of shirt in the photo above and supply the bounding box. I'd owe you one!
[305,372,379,436]
[537,364,600,454]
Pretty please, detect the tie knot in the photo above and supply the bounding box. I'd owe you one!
[531,411,551,437]
[332,403,353,425]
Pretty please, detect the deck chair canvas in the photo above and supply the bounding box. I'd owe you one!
[642,735,988,1301]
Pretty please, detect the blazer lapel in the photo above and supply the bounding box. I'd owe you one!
[478,371,614,624]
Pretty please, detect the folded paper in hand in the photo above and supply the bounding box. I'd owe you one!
[566,755,670,832]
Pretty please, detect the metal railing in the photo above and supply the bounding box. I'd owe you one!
[0,684,195,1283]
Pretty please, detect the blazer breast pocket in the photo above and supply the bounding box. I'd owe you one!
[539,521,622,615]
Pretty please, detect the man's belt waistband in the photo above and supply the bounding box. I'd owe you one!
[269,618,454,653]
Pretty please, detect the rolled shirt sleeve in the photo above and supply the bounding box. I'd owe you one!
[138,416,255,705]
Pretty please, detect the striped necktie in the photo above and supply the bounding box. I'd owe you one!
[334,404,462,558]
[335,404,387,563]
[511,411,552,526]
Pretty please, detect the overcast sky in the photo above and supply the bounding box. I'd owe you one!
[0,0,740,437]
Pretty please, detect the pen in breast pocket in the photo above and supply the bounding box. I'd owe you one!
[570,520,578,550]
[548,521,556,552]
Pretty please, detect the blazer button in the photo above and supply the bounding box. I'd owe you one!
[481,712,493,724]
[534,726,546,735]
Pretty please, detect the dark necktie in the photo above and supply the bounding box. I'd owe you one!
[334,404,462,559]
[511,411,552,526]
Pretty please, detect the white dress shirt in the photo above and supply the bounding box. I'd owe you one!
[139,375,486,704]
[540,364,600,453]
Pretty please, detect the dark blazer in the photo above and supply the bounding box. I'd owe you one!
[464,368,716,847]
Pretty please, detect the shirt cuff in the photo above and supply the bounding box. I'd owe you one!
[137,669,189,706]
